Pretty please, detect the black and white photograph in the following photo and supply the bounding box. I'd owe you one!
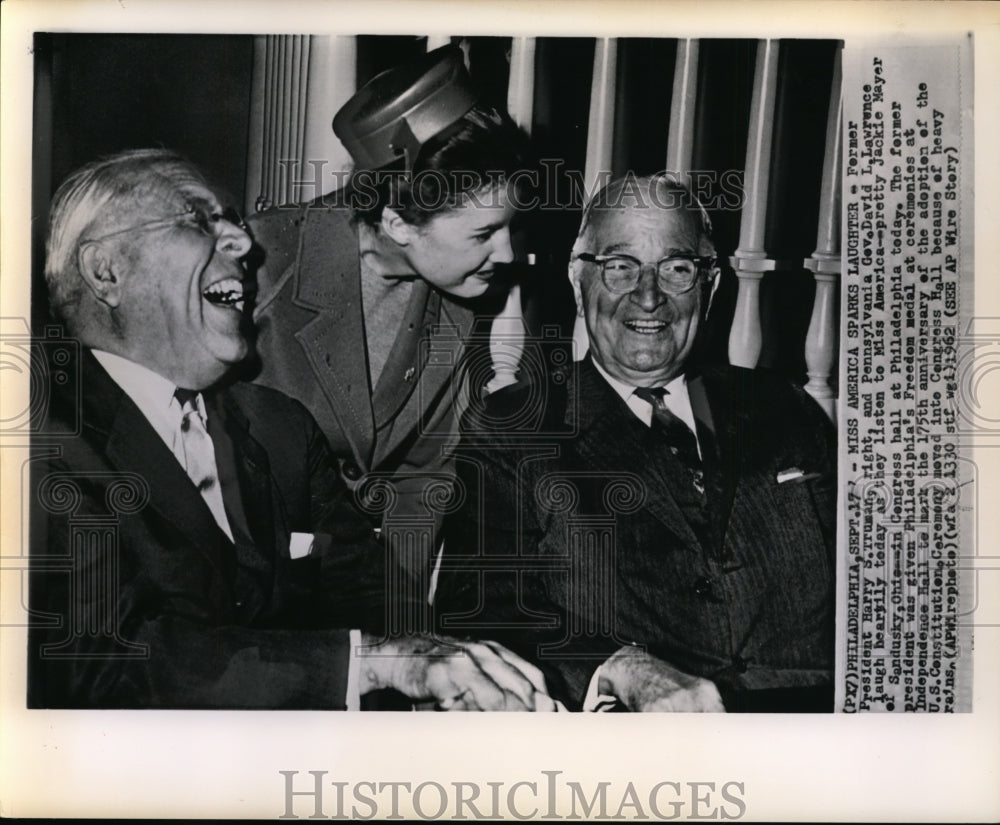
[1,0,997,820]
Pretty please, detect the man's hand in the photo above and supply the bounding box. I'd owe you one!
[599,646,725,712]
[358,633,557,711]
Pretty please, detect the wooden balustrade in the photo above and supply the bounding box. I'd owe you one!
[246,36,841,411]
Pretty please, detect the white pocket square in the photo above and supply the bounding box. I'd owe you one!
[776,467,821,484]
[289,532,315,559]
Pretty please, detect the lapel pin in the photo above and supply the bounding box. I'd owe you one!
[404,367,415,382]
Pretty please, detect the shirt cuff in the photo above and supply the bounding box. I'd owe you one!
[346,629,362,711]
[582,660,621,712]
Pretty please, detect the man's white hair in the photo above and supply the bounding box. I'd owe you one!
[569,173,716,281]
[44,148,204,325]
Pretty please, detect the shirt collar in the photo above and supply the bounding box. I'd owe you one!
[589,356,697,434]
[91,349,205,445]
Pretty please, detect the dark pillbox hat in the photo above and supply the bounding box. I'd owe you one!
[333,45,479,171]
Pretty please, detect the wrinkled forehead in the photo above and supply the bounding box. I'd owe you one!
[585,204,706,257]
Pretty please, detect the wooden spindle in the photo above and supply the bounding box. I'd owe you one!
[573,38,618,360]
[485,37,537,393]
[426,35,451,52]
[583,38,618,198]
[729,39,780,369]
[507,37,536,131]
[666,38,699,180]
[486,282,527,395]
[803,44,843,421]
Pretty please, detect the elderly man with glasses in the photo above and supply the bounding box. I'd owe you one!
[436,174,837,713]
[28,148,555,711]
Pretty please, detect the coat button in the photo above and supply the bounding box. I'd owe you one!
[342,461,363,481]
[732,655,748,673]
[692,576,715,599]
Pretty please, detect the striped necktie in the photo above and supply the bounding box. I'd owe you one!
[633,386,705,496]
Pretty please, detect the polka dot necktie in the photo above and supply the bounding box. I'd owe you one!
[174,388,234,541]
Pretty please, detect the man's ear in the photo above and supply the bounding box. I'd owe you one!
[77,242,124,308]
[380,207,417,246]
[568,262,585,317]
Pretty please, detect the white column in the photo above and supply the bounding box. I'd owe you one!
[300,36,357,201]
[246,35,358,212]
[728,39,780,368]
[803,44,843,422]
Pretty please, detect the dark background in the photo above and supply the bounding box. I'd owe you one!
[32,34,837,379]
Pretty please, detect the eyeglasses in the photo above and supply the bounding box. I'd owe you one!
[577,252,716,295]
[82,202,247,245]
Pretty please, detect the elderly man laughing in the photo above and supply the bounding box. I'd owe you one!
[436,174,837,712]
[28,148,554,711]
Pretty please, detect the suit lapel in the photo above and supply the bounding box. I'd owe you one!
[569,358,703,550]
[371,287,475,468]
[291,206,376,467]
[211,392,278,615]
[85,356,232,574]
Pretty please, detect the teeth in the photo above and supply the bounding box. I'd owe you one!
[624,319,666,334]
[203,277,244,308]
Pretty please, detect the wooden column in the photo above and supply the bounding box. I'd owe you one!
[728,39,780,369]
[803,44,843,422]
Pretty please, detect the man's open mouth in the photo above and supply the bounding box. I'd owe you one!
[202,277,244,311]
[623,319,667,334]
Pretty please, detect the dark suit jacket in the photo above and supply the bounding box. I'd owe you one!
[28,349,388,709]
[245,203,476,571]
[435,357,837,711]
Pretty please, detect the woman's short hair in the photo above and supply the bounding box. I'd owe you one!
[346,104,531,227]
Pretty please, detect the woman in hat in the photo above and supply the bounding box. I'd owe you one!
[246,46,530,581]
